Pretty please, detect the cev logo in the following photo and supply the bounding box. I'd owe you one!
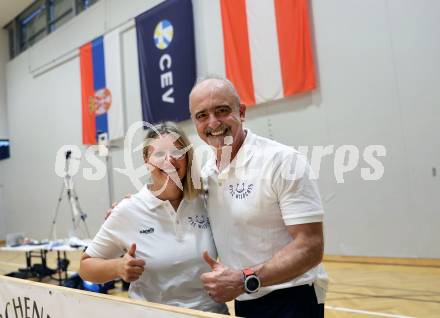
[154,20,174,50]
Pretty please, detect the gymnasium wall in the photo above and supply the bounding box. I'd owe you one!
[0,28,8,239]
[0,184,4,239]
[0,0,439,258]
[0,29,8,139]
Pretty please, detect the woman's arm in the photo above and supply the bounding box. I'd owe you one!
[79,244,146,284]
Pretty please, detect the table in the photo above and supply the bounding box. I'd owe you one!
[1,240,90,285]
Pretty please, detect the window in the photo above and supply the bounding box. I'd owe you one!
[7,22,18,59]
[4,0,99,59]
[75,0,98,14]
[48,0,74,32]
[19,0,48,50]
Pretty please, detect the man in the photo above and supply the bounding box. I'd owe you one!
[189,76,327,318]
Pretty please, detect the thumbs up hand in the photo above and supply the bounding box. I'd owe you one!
[200,251,244,303]
[118,243,146,282]
[202,250,220,270]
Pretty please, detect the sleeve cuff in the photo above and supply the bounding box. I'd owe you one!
[283,210,324,225]
[84,246,101,258]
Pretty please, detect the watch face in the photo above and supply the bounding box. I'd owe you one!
[246,276,260,292]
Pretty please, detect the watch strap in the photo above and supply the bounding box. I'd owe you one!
[242,267,255,277]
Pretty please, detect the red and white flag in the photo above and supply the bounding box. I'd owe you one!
[219,0,316,106]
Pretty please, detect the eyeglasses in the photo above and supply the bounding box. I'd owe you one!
[149,148,186,161]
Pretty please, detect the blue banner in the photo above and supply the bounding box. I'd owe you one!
[135,0,196,124]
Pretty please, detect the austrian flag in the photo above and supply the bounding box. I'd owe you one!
[79,30,125,145]
[220,0,316,105]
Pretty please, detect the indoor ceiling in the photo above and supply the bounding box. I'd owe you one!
[0,0,34,28]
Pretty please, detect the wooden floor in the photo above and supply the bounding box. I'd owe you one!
[323,259,440,318]
[1,250,439,318]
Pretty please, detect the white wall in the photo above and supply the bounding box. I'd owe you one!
[0,28,8,139]
[0,0,439,257]
[0,185,4,239]
[0,28,8,239]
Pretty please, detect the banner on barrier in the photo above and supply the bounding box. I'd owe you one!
[0,276,225,318]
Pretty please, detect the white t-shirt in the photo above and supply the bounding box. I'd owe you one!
[85,186,227,314]
[203,129,328,302]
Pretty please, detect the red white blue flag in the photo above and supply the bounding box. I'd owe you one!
[79,30,124,145]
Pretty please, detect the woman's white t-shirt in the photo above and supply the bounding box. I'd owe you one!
[85,186,227,314]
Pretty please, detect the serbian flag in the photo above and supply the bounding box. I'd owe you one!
[80,29,125,145]
[220,0,316,106]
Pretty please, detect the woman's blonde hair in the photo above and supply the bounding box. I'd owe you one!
[142,122,200,200]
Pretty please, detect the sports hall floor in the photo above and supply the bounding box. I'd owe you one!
[0,249,439,318]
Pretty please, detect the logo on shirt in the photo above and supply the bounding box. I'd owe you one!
[229,182,254,199]
[139,227,155,234]
[188,215,210,229]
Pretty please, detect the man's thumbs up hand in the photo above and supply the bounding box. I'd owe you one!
[118,243,146,282]
[203,250,219,270]
[200,250,244,303]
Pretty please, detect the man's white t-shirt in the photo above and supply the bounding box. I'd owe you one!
[203,129,328,302]
[85,186,227,314]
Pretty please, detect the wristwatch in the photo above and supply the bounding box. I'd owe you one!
[242,268,261,294]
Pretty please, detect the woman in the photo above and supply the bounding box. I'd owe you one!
[79,122,227,314]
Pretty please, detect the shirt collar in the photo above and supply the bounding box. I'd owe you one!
[205,128,257,179]
[141,185,189,211]
[140,185,165,210]
[234,128,257,168]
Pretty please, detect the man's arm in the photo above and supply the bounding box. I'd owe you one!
[254,222,323,287]
[200,222,323,303]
